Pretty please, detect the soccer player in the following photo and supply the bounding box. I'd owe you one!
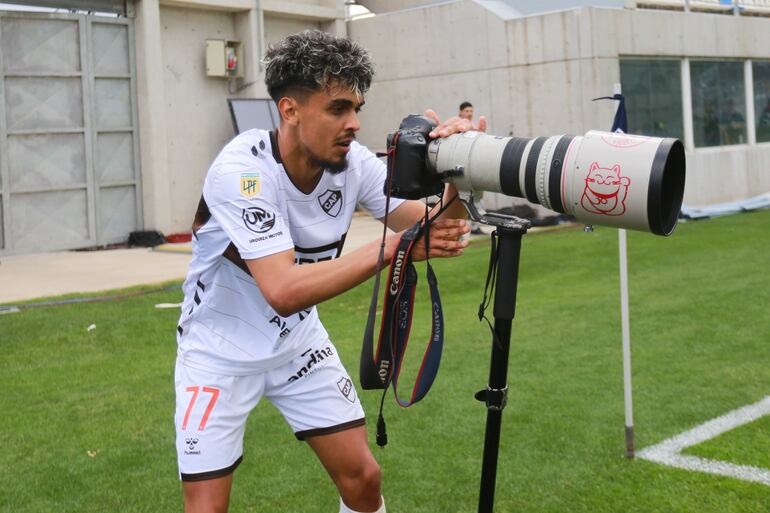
[174,30,471,513]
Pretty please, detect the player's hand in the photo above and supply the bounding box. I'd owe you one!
[425,109,487,138]
[409,218,470,261]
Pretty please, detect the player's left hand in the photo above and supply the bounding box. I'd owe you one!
[409,218,470,261]
[425,109,488,138]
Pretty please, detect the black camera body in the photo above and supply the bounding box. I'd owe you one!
[385,115,444,199]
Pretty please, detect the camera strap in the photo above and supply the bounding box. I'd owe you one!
[359,125,459,446]
[478,230,503,351]
[385,220,443,400]
[360,215,446,446]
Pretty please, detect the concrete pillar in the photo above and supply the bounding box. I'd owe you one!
[325,1,346,37]
[324,17,346,37]
[681,58,695,152]
[135,0,173,233]
[235,8,266,97]
[745,60,756,145]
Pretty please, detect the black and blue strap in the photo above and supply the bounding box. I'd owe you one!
[361,216,447,446]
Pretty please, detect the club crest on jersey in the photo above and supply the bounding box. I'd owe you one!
[336,377,356,403]
[317,189,343,217]
[240,173,260,198]
[242,207,275,233]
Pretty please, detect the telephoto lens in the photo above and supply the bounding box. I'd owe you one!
[426,130,686,236]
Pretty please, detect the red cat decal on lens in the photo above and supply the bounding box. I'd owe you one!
[580,162,631,216]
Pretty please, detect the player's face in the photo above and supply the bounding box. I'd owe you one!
[298,85,363,173]
[459,106,473,120]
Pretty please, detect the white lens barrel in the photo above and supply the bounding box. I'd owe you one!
[426,131,507,193]
[426,130,685,236]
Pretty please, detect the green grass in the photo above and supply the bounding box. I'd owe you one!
[1,210,769,512]
[684,415,770,470]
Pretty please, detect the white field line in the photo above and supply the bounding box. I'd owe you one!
[637,396,770,486]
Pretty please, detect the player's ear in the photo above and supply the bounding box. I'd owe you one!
[278,97,298,126]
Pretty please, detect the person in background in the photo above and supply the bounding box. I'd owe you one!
[458,101,487,132]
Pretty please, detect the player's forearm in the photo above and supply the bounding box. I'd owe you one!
[433,183,468,220]
[263,238,393,317]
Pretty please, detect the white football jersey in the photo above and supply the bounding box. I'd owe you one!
[176,129,404,375]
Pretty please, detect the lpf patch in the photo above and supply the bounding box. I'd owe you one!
[240,173,261,198]
[336,377,356,403]
[317,189,343,217]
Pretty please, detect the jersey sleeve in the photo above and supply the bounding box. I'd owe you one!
[355,147,405,219]
[204,153,293,261]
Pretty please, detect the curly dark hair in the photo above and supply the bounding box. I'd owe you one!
[263,30,374,103]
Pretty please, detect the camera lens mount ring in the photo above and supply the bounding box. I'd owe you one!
[536,136,559,211]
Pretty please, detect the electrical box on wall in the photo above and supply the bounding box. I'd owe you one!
[206,39,243,78]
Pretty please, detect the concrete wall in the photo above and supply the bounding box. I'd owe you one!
[160,6,240,230]
[350,1,510,150]
[350,4,627,147]
[133,0,770,234]
[264,14,321,47]
[349,3,619,210]
[135,0,344,234]
[351,2,770,208]
[589,7,770,206]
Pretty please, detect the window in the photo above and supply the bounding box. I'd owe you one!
[754,61,770,143]
[690,61,746,147]
[227,99,280,134]
[620,59,683,139]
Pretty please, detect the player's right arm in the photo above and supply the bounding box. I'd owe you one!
[244,218,466,317]
[207,136,465,318]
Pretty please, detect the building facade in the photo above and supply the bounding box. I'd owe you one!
[0,0,345,254]
[350,0,770,211]
[0,0,768,254]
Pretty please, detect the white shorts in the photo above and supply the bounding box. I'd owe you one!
[174,338,365,481]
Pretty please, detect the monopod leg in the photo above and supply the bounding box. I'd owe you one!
[477,227,524,513]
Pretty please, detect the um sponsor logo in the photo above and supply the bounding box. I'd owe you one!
[242,207,276,233]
